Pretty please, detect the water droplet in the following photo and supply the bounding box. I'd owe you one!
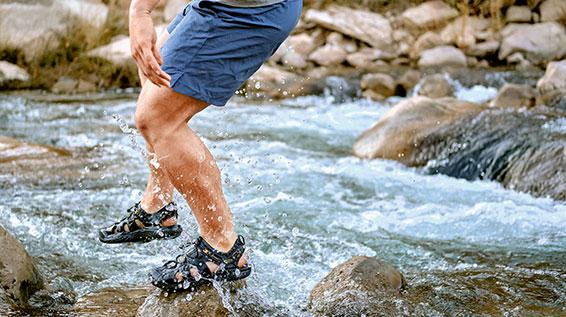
[292,227,299,237]
[217,216,223,222]
[254,81,261,89]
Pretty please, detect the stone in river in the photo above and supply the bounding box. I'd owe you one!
[418,46,467,68]
[417,74,454,99]
[491,83,536,109]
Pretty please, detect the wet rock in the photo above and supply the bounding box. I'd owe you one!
[0,61,30,84]
[0,225,44,309]
[138,282,273,317]
[466,40,500,58]
[324,76,361,103]
[308,256,406,317]
[308,44,347,66]
[410,31,442,59]
[0,136,70,164]
[361,73,396,98]
[397,69,421,94]
[0,0,108,61]
[413,109,566,200]
[499,22,566,65]
[72,286,151,316]
[353,96,483,164]
[539,0,566,22]
[491,83,536,109]
[505,6,532,23]
[417,74,454,99]
[418,46,467,68]
[401,1,459,29]
[304,6,393,51]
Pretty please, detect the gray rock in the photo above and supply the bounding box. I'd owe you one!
[304,6,393,51]
[499,22,566,65]
[0,225,44,309]
[417,74,454,99]
[308,256,406,317]
[418,46,467,68]
[491,83,536,109]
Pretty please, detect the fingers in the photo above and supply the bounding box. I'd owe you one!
[133,43,171,87]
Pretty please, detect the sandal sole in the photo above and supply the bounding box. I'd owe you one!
[98,225,183,244]
[150,265,252,293]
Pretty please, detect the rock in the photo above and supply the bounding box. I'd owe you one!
[439,16,490,49]
[281,51,308,69]
[536,88,566,110]
[304,6,393,51]
[397,69,421,94]
[414,109,566,200]
[0,136,71,164]
[0,225,44,309]
[0,0,108,61]
[540,0,566,22]
[72,286,150,316]
[308,256,406,317]
[288,33,316,57]
[0,61,30,84]
[410,31,443,59]
[138,282,271,317]
[417,74,454,98]
[505,6,532,23]
[466,40,500,57]
[537,60,566,94]
[308,44,347,66]
[499,22,566,65]
[361,73,396,98]
[353,96,483,164]
[362,89,386,101]
[346,48,395,68]
[401,1,459,29]
[326,32,358,54]
[246,64,303,98]
[418,46,467,68]
[51,77,79,94]
[164,0,187,22]
[324,76,362,103]
[491,83,536,109]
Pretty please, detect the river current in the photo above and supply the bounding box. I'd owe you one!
[0,84,565,315]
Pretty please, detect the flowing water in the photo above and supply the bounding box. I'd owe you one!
[0,84,565,316]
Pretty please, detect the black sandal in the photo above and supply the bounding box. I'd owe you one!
[98,202,182,244]
[149,235,252,292]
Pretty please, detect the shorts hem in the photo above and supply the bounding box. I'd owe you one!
[169,74,230,107]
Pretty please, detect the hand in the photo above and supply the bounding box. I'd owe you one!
[129,13,171,87]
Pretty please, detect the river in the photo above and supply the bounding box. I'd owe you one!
[0,82,565,315]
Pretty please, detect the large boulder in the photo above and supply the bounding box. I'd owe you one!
[491,83,536,109]
[353,96,483,164]
[401,1,459,29]
[0,61,30,85]
[418,46,467,68]
[304,6,393,51]
[539,0,566,22]
[0,225,44,309]
[308,256,406,317]
[499,22,566,64]
[414,109,566,200]
[0,0,109,61]
[417,74,454,99]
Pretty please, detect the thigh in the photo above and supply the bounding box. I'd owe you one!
[136,81,209,128]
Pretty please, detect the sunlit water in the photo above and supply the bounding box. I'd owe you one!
[0,85,565,315]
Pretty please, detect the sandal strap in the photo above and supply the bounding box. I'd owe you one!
[110,202,178,233]
[194,235,246,266]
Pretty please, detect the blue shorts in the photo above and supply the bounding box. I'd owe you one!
[161,0,302,106]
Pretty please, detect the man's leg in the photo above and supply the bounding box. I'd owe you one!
[135,81,240,256]
[137,30,176,214]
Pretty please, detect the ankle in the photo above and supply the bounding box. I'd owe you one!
[201,231,238,253]
[140,197,171,214]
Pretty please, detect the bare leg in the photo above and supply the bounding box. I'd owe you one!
[137,30,176,214]
[135,82,242,263]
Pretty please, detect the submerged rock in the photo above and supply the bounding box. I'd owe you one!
[0,225,44,309]
[308,256,406,317]
[353,96,483,165]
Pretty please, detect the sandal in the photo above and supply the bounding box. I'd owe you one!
[98,202,182,244]
[149,235,252,292]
